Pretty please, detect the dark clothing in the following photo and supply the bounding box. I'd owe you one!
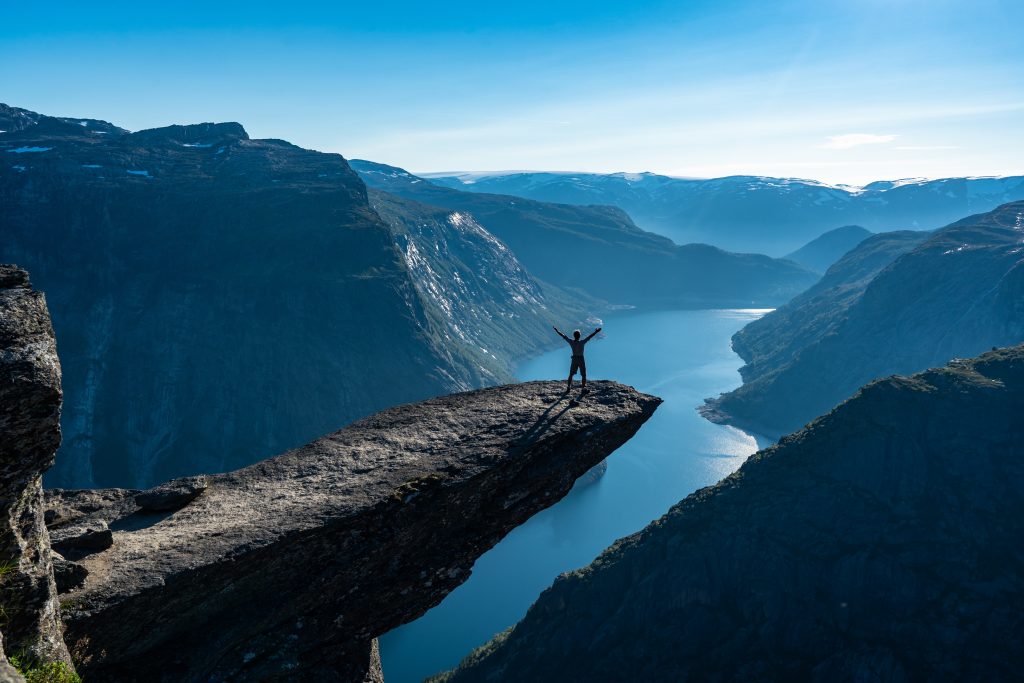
[555,327,600,389]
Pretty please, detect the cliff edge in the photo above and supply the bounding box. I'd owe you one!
[50,381,660,681]
[0,266,74,681]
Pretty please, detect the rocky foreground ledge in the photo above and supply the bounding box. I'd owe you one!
[49,381,659,681]
[0,266,70,677]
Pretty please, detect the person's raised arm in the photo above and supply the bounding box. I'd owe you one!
[553,326,571,343]
[584,327,602,342]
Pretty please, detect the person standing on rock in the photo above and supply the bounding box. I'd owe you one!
[553,326,602,393]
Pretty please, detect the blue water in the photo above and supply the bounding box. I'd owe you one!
[380,308,772,682]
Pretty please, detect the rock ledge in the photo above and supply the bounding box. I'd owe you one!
[55,380,660,681]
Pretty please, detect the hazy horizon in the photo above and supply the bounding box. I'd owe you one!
[410,168,1022,189]
[4,0,1023,185]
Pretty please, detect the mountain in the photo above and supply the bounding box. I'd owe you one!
[704,201,1024,436]
[0,104,589,489]
[353,161,818,308]
[367,189,597,379]
[783,225,874,272]
[727,230,931,387]
[435,345,1024,683]
[426,170,1024,255]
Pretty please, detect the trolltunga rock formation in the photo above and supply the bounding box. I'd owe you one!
[50,380,660,681]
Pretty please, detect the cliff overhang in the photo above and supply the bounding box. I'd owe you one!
[50,381,660,681]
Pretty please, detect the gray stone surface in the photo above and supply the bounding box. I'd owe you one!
[0,265,72,668]
[0,636,26,683]
[0,659,23,683]
[49,521,113,558]
[54,380,659,681]
[133,475,208,512]
[50,554,87,593]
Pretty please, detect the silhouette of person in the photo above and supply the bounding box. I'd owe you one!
[553,326,602,393]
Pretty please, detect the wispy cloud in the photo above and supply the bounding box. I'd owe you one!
[818,133,897,149]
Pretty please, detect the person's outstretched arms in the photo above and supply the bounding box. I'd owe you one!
[553,326,572,343]
[584,327,602,342]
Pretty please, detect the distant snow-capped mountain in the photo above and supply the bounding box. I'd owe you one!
[423,170,1024,255]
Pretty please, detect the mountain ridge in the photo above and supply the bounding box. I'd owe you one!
[783,225,874,273]
[423,169,1024,254]
[435,344,1024,682]
[705,200,1024,436]
[352,160,818,309]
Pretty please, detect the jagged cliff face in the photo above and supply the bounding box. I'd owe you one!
[45,381,660,682]
[706,201,1024,436]
[368,189,598,381]
[0,105,589,489]
[352,161,819,309]
[439,346,1024,683]
[0,266,71,671]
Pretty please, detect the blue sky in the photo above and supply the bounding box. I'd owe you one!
[2,0,1022,184]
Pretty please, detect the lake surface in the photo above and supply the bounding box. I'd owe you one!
[380,308,772,682]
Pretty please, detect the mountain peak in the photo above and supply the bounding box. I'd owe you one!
[128,121,249,145]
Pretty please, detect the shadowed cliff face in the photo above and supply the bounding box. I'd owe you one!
[0,104,598,490]
[0,266,71,671]
[47,381,660,682]
[367,189,600,380]
[729,229,931,386]
[438,346,1024,683]
[706,201,1024,436]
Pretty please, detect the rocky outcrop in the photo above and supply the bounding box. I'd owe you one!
[438,346,1024,682]
[48,381,660,682]
[353,161,819,309]
[706,201,1024,436]
[0,266,72,670]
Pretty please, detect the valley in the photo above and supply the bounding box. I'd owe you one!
[2,38,1023,680]
[705,201,1024,436]
[380,308,772,682]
